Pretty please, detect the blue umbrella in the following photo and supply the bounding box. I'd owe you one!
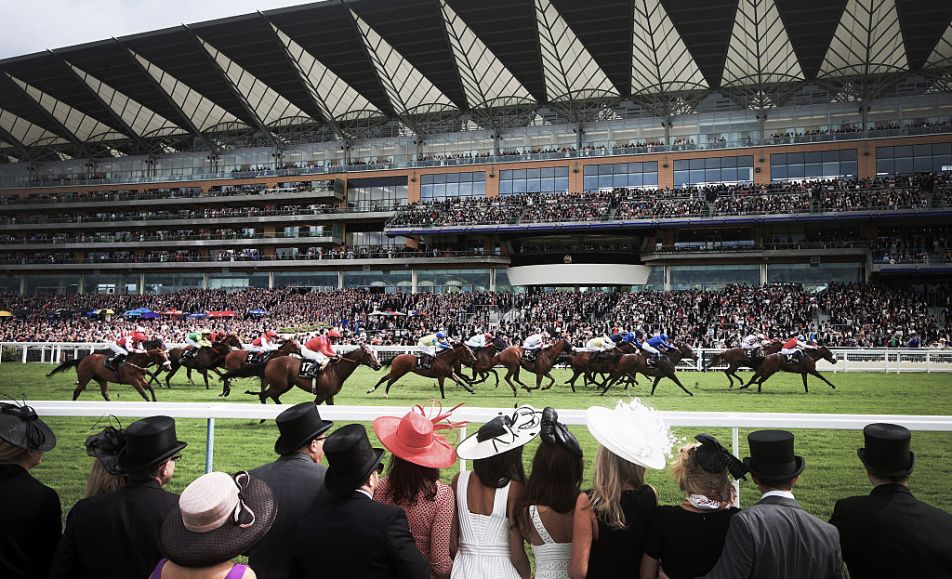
[187,312,208,319]
[247,308,268,316]
[123,310,142,318]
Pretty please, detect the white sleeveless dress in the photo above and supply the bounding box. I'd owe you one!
[528,505,572,579]
[451,470,521,579]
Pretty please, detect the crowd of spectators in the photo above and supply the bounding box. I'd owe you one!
[0,283,947,348]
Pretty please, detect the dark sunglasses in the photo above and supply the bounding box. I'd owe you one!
[375,462,385,475]
[170,454,182,462]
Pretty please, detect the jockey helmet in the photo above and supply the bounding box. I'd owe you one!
[326,328,342,339]
[484,332,493,341]
[756,333,766,340]
[436,331,446,339]
[133,331,147,341]
[266,330,278,338]
[659,333,669,341]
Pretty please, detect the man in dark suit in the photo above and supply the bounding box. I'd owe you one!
[830,423,952,578]
[50,415,187,579]
[0,403,61,579]
[702,430,845,579]
[289,423,428,579]
[248,402,334,579]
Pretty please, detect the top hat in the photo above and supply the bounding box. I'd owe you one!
[118,416,187,472]
[0,402,56,452]
[457,406,540,461]
[274,402,334,455]
[857,423,916,478]
[323,424,384,495]
[373,401,465,469]
[744,430,804,482]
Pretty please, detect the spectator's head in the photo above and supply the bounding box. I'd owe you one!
[274,402,334,461]
[744,430,804,491]
[858,423,915,486]
[83,423,127,498]
[517,408,583,534]
[323,424,385,496]
[457,406,540,488]
[118,416,187,485]
[672,434,747,504]
[0,402,56,470]
[160,471,276,568]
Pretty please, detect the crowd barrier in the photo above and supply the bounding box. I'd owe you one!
[3,342,952,374]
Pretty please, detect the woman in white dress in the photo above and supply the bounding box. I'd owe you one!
[516,408,583,579]
[452,407,541,579]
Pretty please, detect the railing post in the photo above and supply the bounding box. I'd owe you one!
[926,352,931,374]
[205,418,216,474]
[896,353,901,375]
[22,345,28,364]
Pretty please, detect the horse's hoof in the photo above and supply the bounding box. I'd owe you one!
[366,389,374,395]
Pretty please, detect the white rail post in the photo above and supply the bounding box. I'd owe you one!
[896,353,901,375]
[22,345,27,363]
[205,418,216,474]
[927,352,931,374]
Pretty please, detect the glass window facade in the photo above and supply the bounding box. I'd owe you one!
[876,143,952,175]
[669,265,759,290]
[0,274,20,293]
[416,269,491,293]
[24,274,81,295]
[771,149,857,181]
[767,262,862,288]
[495,269,511,292]
[421,172,486,201]
[274,271,339,289]
[207,272,269,290]
[84,274,140,295]
[145,273,205,294]
[674,156,754,187]
[343,270,412,293]
[347,176,408,211]
[583,162,659,191]
[499,167,569,195]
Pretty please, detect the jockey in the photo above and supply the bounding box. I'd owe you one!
[522,329,550,361]
[643,333,673,365]
[185,329,212,349]
[586,335,616,359]
[464,332,494,349]
[781,334,815,364]
[107,330,147,368]
[418,331,450,369]
[247,330,280,354]
[301,329,342,371]
[741,332,766,358]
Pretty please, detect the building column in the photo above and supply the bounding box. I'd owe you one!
[78,273,85,295]
[663,266,671,292]
[489,268,496,292]
[337,271,344,290]
[760,263,767,286]
[268,271,275,289]
[20,275,26,296]
[139,273,145,295]
[411,269,418,293]
[202,273,208,289]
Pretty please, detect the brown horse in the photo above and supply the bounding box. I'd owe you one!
[250,344,381,409]
[154,335,242,390]
[703,341,783,388]
[368,343,477,399]
[565,350,630,392]
[458,346,500,387]
[495,339,572,394]
[740,346,837,393]
[218,340,301,397]
[602,344,697,396]
[48,345,171,402]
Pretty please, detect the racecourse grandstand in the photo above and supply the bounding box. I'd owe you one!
[0,0,951,310]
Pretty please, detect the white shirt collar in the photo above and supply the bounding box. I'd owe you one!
[355,488,373,500]
[761,490,796,501]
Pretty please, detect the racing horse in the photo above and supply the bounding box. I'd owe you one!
[368,343,477,399]
[740,346,838,393]
[601,344,697,396]
[47,339,171,402]
[217,339,300,397]
[495,339,572,394]
[151,334,241,390]
[457,345,501,387]
[703,341,783,388]
[250,343,381,409]
[564,350,631,392]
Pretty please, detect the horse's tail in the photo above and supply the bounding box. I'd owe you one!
[47,358,81,377]
[702,353,722,371]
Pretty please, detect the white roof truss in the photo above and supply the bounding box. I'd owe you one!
[926,21,952,68]
[9,75,126,142]
[819,0,907,77]
[198,38,310,127]
[133,52,248,133]
[0,107,69,146]
[535,0,618,101]
[271,24,381,121]
[722,0,804,86]
[351,10,456,115]
[438,0,533,108]
[68,64,188,139]
[631,0,708,95]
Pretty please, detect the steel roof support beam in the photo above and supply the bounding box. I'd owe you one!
[0,125,31,161]
[4,74,85,151]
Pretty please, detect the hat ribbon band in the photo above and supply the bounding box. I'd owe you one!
[233,471,256,530]
[1,403,48,449]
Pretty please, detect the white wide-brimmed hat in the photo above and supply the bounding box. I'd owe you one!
[457,405,541,460]
[585,399,675,470]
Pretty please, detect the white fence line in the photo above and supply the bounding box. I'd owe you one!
[4,342,952,373]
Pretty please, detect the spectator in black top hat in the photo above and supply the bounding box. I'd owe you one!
[289,423,428,579]
[0,402,61,579]
[248,402,334,579]
[702,430,844,579]
[830,423,952,578]
[50,415,187,579]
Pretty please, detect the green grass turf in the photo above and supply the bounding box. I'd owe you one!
[2,363,951,521]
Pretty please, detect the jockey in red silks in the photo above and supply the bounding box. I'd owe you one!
[247,330,280,354]
[107,330,147,367]
[302,329,342,370]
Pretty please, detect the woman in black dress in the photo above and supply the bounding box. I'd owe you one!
[640,434,747,579]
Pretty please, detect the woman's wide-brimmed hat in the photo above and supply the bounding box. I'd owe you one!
[744,430,805,482]
[85,424,127,476]
[456,405,541,461]
[161,471,276,567]
[118,416,187,472]
[0,402,56,452]
[373,401,467,469]
[324,424,385,495]
[273,402,334,455]
[585,399,674,470]
[857,423,916,478]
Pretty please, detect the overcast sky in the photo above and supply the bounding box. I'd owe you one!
[0,0,313,59]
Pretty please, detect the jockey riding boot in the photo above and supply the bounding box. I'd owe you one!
[793,351,803,365]
[320,359,330,371]
[107,353,126,370]
[419,354,431,369]
[652,352,660,367]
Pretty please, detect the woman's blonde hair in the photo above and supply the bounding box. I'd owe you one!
[670,443,734,502]
[83,458,126,498]
[0,440,28,464]
[589,445,646,529]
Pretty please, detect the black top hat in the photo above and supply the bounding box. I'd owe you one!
[274,402,334,455]
[0,402,56,452]
[118,416,187,472]
[323,424,384,496]
[744,430,805,482]
[858,423,916,478]
[85,425,127,476]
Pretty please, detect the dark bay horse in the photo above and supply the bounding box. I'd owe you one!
[703,341,783,388]
[218,340,300,397]
[602,344,697,396]
[250,344,381,408]
[458,346,500,387]
[48,343,171,402]
[496,339,571,394]
[740,346,838,393]
[368,343,477,399]
[154,335,241,390]
[565,350,630,392]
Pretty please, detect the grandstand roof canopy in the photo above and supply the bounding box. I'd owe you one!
[0,0,951,158]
